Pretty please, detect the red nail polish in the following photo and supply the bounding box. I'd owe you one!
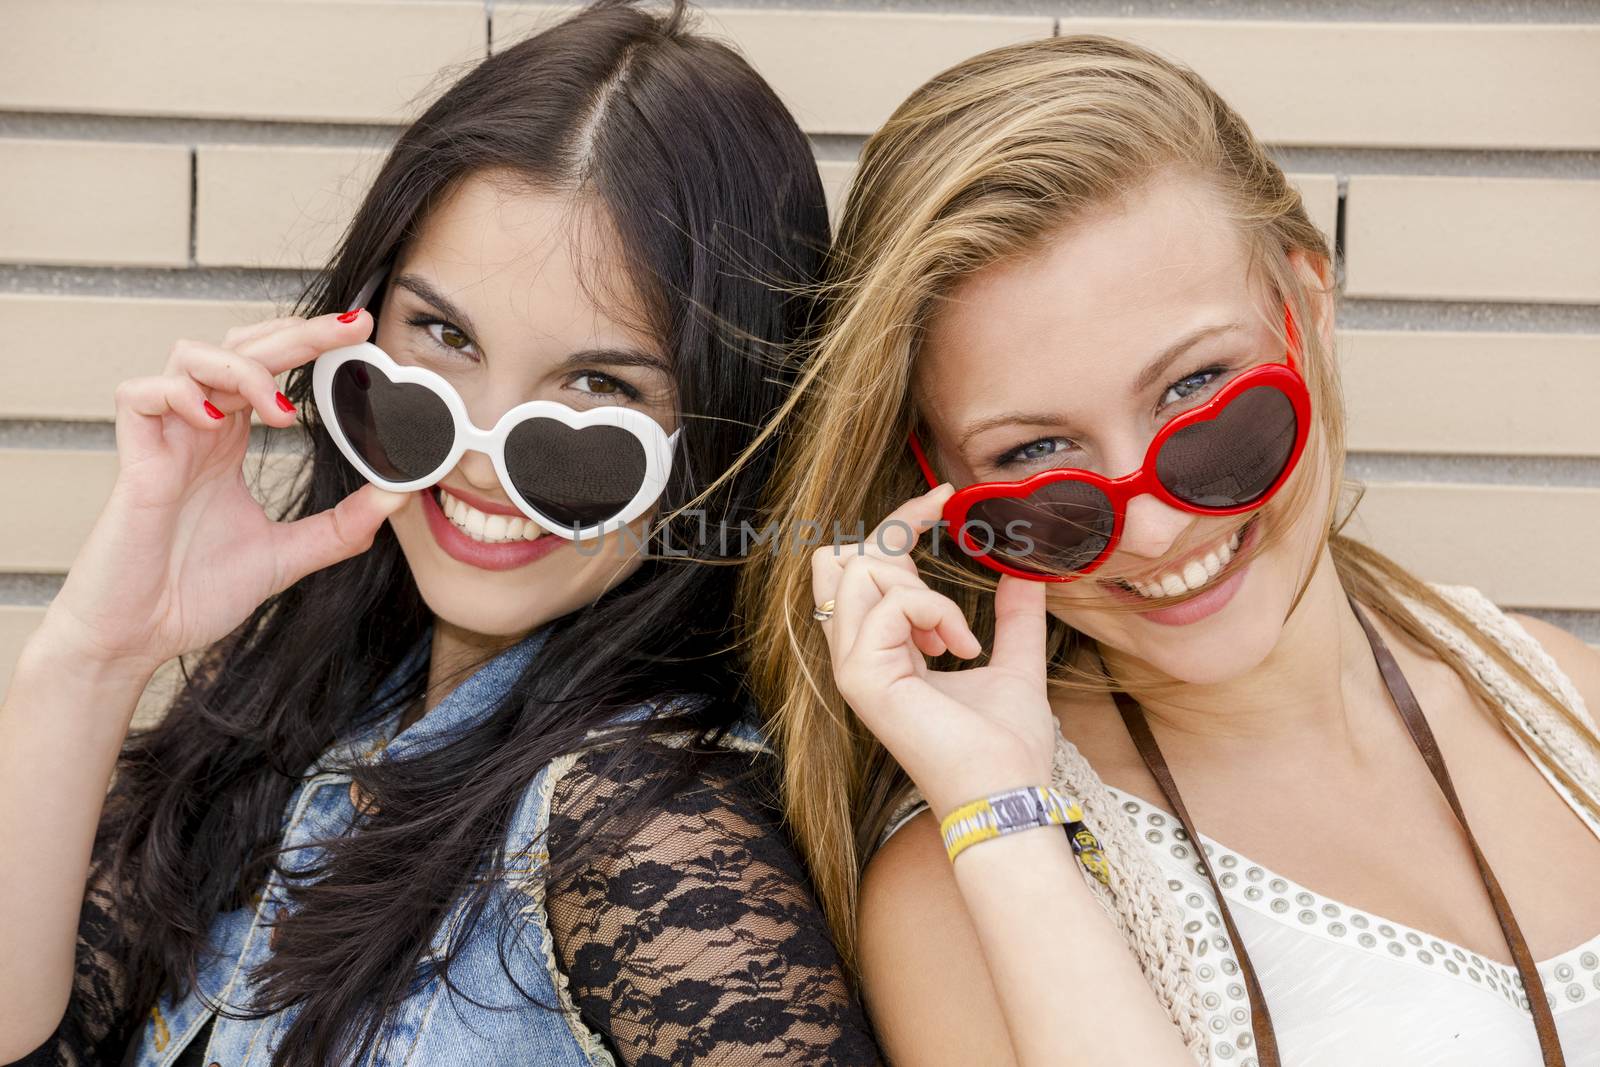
[337,308,362,323]
[274,391,296,413]
[203,400,225,420]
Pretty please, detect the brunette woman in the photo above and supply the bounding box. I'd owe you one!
[0,2,881,1064]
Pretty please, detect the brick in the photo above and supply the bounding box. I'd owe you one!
[0,0,485,124]
[1344,176,1600,303]
[1058,19,1600,150]
[196,145,387,269]
[1351,484,1600,611]
[0,139,190,267]
[1340,330,1600,457]
[0,294,286,420]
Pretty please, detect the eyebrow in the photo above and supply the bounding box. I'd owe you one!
[1131,321,1243,392]
[392,272,671,376]
[956,320,1245,451]
[553,348,673,377]
[392,273,482,342]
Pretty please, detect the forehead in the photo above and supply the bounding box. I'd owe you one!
[916,171,1261,412]
[395,168,655,347]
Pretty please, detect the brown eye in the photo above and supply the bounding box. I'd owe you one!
[407,315,479,360]
[574,373,622,396]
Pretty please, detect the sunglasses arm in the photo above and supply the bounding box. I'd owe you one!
[347,262,391,314]
[905,429,942,490]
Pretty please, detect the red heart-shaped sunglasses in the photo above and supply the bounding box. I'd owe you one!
[908,300,1311,583]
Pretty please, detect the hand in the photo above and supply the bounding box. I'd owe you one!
[811,484,1058,821]
[40,310,408,678]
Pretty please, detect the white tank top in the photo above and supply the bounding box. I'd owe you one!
[879,585,1600,1065]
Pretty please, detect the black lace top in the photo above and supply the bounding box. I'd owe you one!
[14,740,883,1066]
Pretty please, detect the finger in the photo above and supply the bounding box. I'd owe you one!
[828,555,925,666]
[232,308,374,376]
[220,316,305,352]
[861,482,957,563]
[837,564,978,667]
[115,374,235,433]
[269,483,411,591]
[988,572,1047,676]
[843,585,976,675]
[809,542,852,621]
[166,339,299,425]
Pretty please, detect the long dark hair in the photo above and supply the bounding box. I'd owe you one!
[97,2,829,1063]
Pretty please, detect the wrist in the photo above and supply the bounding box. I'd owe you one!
[23,608,162,690]
[924,765,1055,825]
[939,783,1078,854]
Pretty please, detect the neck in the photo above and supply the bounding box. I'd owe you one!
[417,617,524,721]
[1097,547,1389,760]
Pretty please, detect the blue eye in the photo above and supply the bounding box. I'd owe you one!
[1161,366,1224,407]
[996,437,1072,467]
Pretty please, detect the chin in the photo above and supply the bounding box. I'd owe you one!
[388,503,648,637]
[1133,602,1284,685]
[1061,554,1297,686]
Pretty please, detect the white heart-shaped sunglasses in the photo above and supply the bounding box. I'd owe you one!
[312,263,680,541]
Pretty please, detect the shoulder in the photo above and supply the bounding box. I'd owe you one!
[1410,583,1600,723]
[546,730,785,861]
[538,722,883,1064]
[861,809,958,947]
[1503,612,1600,717]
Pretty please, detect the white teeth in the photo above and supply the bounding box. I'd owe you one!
[1124,527,1243,600]
[437,488,546,544]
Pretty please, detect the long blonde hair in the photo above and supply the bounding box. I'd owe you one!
[736,33,1600,976]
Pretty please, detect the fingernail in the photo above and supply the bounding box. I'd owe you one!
[203,400,225,420]
[337,308,363,324]
[274,391,296,413]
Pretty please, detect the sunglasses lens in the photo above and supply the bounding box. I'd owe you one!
[968,480,1116,577]
[1156,384,1299,509]
[503,419,650,529]
[330,361,455,481]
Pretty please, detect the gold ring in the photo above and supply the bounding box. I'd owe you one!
[812,599,836,622]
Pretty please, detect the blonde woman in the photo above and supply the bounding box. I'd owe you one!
[740,34,1600,1067]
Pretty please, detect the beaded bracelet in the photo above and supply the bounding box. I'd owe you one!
[939,784,1112,885]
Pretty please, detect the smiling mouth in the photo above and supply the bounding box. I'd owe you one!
[1110,513,1259,600]
[432,486,549,544]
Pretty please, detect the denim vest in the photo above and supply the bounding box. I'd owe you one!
[126,622,772,1066]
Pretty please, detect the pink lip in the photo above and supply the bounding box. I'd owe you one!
[421,486,566,572]
[435,482,525,517]
[1102,517,1260,627]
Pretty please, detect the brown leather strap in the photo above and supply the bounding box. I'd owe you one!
[1349,598,1565,1064]
[1112,686,1283,1067]
[1101,597,1565,1066]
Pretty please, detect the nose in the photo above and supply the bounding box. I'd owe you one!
[458,375,532,436]
[453,449,503,497]
[1114,492,1193,563]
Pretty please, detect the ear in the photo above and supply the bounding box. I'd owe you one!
[1286,247,1336,356]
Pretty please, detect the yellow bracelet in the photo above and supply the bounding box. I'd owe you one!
[939,785,1083,863]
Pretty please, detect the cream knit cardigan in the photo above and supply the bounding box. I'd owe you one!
[876,584,1600,1064]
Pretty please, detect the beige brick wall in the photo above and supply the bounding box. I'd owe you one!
[2,1,1597,713]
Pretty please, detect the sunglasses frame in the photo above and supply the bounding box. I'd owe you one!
[311,263,681,541]
[908,299,1311,583]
